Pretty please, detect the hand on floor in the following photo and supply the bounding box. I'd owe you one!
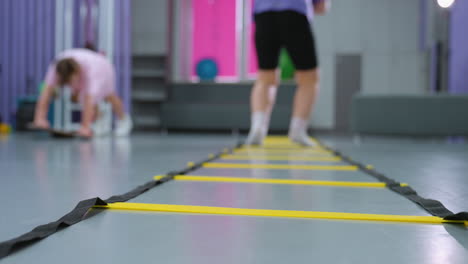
[32,119,50,130]
[245,128,264,145]
[77,127,93,138]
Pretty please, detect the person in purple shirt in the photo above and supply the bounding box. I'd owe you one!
[246,0,330,146]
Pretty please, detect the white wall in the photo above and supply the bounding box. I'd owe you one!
[132,0,168,55]
[160,0,431,129]
[312,0,429,129]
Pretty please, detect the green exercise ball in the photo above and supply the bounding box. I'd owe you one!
[279,49,295,80]
[39,81,46,94]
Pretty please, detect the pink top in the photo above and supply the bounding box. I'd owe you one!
[45,48,115,102]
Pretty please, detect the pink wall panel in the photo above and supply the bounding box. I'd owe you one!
[248,22,258,77]
[192,0,238,79]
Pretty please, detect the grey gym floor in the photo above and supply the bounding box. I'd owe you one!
[1,133,467,263]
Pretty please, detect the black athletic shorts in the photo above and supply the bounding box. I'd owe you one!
[254,10,318,70]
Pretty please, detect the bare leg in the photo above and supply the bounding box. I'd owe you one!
[246,70,279,145]
[263,85,278,137]
[105,93,125,120]
[293,69,319,119]
[289,69,319,146]
[251,70,279,112]
[77,95,95,138]
[33,85,55,130]
[106,93,133,136]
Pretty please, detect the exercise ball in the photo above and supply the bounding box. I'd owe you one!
[0,124,12,134]
[280,49,295,80]
[39,81,46,94]
[196,58,219,81]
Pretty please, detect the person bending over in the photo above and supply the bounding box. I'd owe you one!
[33,48,132,138]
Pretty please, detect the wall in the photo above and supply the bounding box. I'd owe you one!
[312,0,429,129]
[0,0,56,123]
[0,0,132,123]
[114,0,133,111]
[449,0,468,94]
[132,0,168,55]
[164,0,430,130]
[191,0,238,80]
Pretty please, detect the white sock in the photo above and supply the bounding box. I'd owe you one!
[288,117,315,147]
[246,112,265,145]
[263,86,276,137]
[262,110,272,138]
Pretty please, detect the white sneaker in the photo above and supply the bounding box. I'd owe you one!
[115,114,133,136]
[288,117,316,147]
[245,128,264,146]
[288,130,316,147]
[245,112,266,145]
[92,115,112,137]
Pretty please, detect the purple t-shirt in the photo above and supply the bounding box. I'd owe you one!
[254,0,322,20]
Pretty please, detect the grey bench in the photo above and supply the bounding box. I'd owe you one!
[351,94,468,136]
[161,83,295,131]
